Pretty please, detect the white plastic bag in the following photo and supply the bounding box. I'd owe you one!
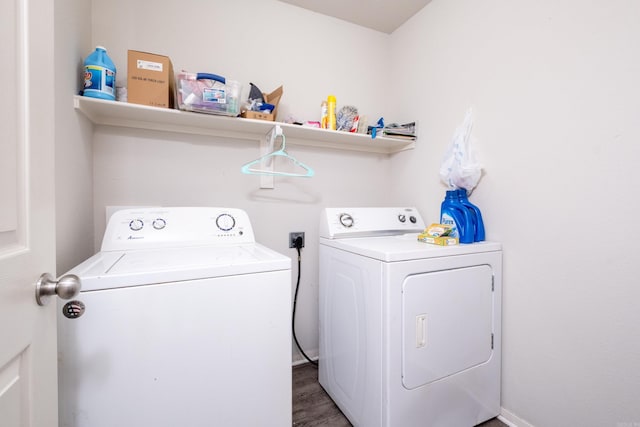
[439,108,482,192]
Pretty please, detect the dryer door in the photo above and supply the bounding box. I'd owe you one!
[401,265,494,389]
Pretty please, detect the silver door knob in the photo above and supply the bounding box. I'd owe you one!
[35,273,82,306]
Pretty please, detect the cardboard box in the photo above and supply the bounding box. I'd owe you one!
[417,235,459,246]
[417,223,459,246]
[127,50,175,108]
[241,86,283,121]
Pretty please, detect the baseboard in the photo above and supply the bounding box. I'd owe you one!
[499,408,536,427]
[292,353,319,366]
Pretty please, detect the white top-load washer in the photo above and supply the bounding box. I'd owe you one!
[318,207,502,427]
[58,207,291,427]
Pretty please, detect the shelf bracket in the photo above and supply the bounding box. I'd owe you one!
[257,125,283,189]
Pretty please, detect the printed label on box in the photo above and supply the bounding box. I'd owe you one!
[203,87,226,104]
[136,59,163,72]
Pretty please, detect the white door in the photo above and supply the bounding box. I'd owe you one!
[0,0,59,425]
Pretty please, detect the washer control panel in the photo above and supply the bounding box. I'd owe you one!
[320,207,425,239]
[101,207,256,251]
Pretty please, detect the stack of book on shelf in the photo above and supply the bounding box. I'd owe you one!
[376,122,417,140]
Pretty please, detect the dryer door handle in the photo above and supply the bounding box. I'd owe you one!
[416,314,427,348]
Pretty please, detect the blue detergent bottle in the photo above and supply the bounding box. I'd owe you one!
[455,189,478,241]
[440,190,474,244]
[457,189,486,242]
[83,46,116,100]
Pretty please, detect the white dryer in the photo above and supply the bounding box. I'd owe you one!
[58,207,291,427]
[319,207,502,427]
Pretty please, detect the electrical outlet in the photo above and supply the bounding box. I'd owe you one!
[289,232,305,248]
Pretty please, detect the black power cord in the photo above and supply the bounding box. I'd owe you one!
[292,236,318,366]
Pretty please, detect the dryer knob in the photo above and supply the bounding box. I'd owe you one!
[339,213,354,228]
[410,216,417,224]
[398,214,406,223]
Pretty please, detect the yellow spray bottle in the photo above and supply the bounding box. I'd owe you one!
[327,95,337,130]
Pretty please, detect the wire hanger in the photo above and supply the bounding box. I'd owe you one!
[241,126,315,178]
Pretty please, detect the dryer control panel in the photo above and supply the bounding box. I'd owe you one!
[101,207,256,251]
[320,207,425,239]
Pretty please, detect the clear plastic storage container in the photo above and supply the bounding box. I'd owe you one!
[177,72,241,116]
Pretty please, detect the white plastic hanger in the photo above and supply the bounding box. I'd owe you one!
[241,125,315,179]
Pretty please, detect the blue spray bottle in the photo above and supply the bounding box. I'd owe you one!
[440,190,474,244]
[457,188,485,242]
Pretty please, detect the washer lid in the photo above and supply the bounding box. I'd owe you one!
[320,233,501,262]
[68,243,291,292]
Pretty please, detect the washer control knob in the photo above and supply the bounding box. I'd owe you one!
[398,214,406,223]
[216,213,236,231]
[129,219,144,231]
[409,216,417,224]
[153,218,166,230]
[339,213,354,228]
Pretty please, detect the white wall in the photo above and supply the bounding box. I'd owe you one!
[55,0,95,274]
[390,0,640,425]
[92,0,392,123]
[89,0,394,363]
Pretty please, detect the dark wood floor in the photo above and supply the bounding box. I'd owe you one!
[292,362,507,427]
[292,362,351,426]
